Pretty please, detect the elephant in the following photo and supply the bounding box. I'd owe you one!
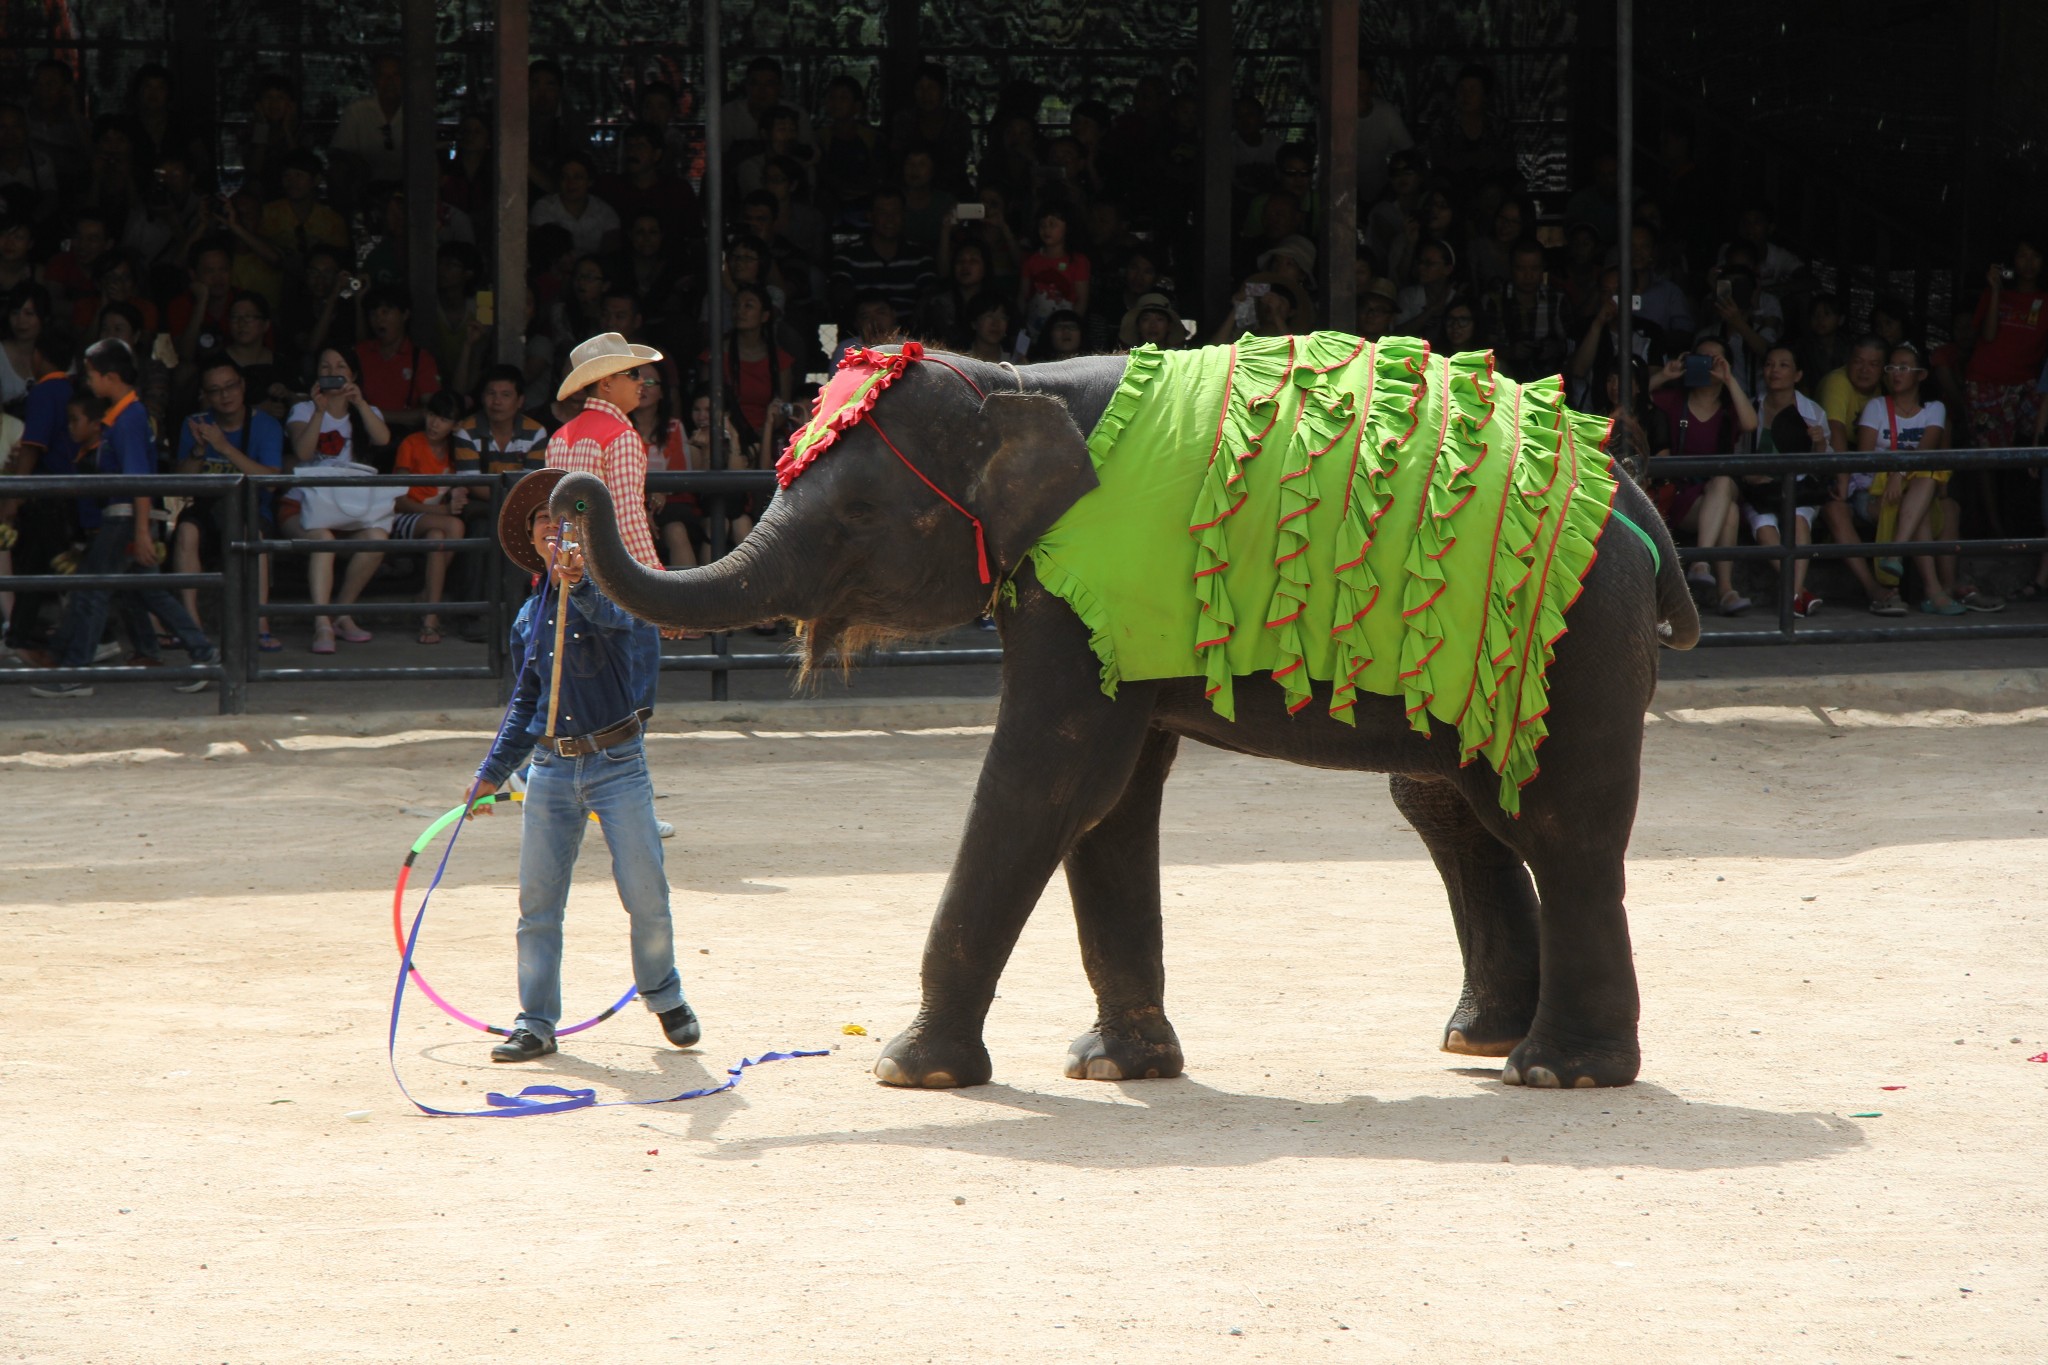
[554,333,1701,1091]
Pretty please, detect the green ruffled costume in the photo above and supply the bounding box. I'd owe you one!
[1026,332,1620,815]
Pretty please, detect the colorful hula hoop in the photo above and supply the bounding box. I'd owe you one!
[392,790,639,1038]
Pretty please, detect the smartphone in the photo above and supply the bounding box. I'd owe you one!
[318,375,345,392]
[2001,266,2017,282]
[1632,293,1643,311]
[475,289,495,326]
[955,202,987,221]
[1714,278,1733,304]
[1245,281,1271,298]
[1682,353,1715,388]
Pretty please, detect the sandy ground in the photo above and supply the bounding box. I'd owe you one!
[4,698,2047,1363]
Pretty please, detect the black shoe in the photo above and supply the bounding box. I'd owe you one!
[658,1002,701,1049]
[489,1028,557,1063]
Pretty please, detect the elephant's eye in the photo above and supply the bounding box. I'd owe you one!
[843,499,878,521]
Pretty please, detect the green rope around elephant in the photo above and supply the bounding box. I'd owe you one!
[1026,332,1621,815]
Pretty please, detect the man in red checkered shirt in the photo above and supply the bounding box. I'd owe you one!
[545,332,664,569]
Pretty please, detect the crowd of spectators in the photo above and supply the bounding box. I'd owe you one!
[3,50,2045,691]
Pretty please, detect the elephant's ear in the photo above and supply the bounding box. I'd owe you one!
[969,391,1100,573]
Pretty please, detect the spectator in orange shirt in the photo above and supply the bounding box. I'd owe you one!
[353,283,440,434]
[391,390,469,644]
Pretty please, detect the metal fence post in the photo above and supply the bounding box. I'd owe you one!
[1777,470,1797,638]
[708,501,731,701]
[217,477,249,714]
[243,476,263,689]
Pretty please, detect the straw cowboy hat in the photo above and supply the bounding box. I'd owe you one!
[497,467,569,576]
[556,331,664,401]
[1118,292,1185,347]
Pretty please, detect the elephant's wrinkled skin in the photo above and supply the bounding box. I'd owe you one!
[553,345,1700,1090]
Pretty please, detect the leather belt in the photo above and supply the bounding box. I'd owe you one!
[540,710,647,758]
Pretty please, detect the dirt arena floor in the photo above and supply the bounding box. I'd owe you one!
[5,696,2047,1362]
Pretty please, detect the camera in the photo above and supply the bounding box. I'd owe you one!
[2001,266,2017,281]
[337,274,363,300]
[318,375,345,392]
[954,202,987,221]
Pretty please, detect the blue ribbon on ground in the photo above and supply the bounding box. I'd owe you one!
[385,523,826,1117]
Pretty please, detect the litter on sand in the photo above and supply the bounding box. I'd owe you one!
[842,1023,868,1036]
[1850,1111,1882,1118]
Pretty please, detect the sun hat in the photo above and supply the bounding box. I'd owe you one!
[555,330,664,402]
[1118,291,1184,346]
[1362,277,1399,305]
[1257,233,1317,280]
[497,466,570,576]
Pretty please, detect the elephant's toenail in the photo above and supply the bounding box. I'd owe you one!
[920,1071,955,1088]
[1084,1058,1124,1081]
[1501,1063,1522,1085]
[874,1056,909,1085]
[1525,1065,1561,1088]
[1574,1074,1598,1088]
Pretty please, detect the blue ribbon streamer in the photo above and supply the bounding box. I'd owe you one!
[385,522,826,1117]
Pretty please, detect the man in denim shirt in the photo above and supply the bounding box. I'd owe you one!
[468,467,696,1062]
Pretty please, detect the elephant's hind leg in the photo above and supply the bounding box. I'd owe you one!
[1389,775,1541,1058]
[1062,727,1185,1082]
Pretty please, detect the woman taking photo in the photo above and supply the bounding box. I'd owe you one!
[1648,337,1758,616]
[282,346,392,653]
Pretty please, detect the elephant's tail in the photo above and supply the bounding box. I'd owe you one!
[1615,477,1700,650]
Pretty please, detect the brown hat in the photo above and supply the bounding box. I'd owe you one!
[497,467,569,576]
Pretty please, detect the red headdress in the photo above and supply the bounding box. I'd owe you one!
[771,341,996,584]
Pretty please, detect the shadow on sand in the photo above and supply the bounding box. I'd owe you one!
[647,1071,1863,1173]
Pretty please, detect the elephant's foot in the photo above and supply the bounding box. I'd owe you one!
[874,1017,993,1089]
[1441,991,1534,1058]
[1499,1023,1639,1089]
[1064,1006,1184,1081]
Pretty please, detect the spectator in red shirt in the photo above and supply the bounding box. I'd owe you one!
[353,283,440,434]
[697,283,793,456]
[1017,202,1090,332]
[1963,238,2048,450]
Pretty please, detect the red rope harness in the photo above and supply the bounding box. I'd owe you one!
[864,412,992,585]
[779,341,996,586]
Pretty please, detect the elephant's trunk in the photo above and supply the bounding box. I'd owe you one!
[550,472,811,632]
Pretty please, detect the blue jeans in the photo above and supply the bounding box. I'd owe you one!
[514,735,682,1041]
[52,514,213,668]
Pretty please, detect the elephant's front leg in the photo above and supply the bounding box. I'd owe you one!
[1062,728,1185,1082]
[875,681,1161,1089]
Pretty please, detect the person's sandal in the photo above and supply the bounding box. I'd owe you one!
[257,631,283,652]
[311,625,337,655]
[1868,595,1908,617]
[1718,589,1751,616]
[418,624,443,645]
[335,620,373,644]
[1959,590,2006,613]
[1919,598,1967,616]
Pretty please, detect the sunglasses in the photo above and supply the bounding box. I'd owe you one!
[1882,364,1924,375]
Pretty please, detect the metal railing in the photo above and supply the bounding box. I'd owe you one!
[7,449,2044,712]
[236,471,514,690]
[1653,447,2048,645]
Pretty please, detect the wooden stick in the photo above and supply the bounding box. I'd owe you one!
[542,524,571,739]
